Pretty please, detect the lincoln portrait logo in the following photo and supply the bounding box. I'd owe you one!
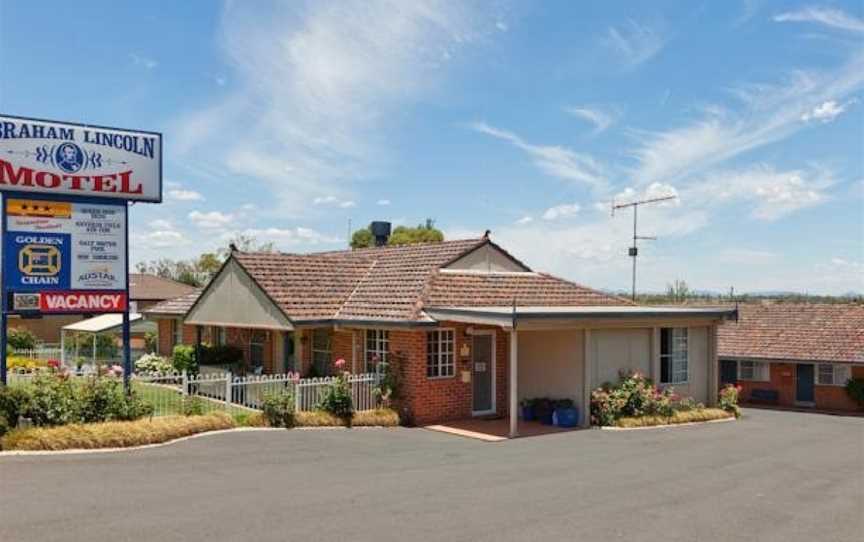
[19,244,62,276]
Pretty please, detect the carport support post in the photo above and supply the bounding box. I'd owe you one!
[509,329,518,438]
[582,328,592,428]
[707,324,719,407]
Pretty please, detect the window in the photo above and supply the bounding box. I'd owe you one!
[739,361,769,382]
[250,331,267,375]
[172,319,183,347]
[426,329,455,378]
[660,328,688,384]
[817,363,851,386]
[365,329,389,372]
[211,326,226,346]
[312,329,332,375]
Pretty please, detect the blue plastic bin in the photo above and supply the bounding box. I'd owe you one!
[552,407,579,428]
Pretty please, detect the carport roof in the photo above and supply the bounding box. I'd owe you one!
[425,305,737,327]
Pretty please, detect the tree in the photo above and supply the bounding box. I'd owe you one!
[350,218,444,249]
[666,279,692,304]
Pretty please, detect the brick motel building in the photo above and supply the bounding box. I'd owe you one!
[144,232,736,435]
[718,303,864,413]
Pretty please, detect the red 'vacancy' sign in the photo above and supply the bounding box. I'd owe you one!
[39,291,127,313]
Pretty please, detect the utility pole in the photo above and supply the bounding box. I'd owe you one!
[612,195,677,301]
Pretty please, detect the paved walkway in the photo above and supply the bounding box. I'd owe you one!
[1,409,862,542]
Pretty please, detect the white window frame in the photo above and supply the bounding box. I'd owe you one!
[660,327,688,385]
[738,360,770,382]
[817,363,851,386]
[426,328,455,379]
[311,329,332,375]
[365,329,389,372]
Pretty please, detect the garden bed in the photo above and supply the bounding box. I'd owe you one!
[0,412,236,451]
[609,408,734,429]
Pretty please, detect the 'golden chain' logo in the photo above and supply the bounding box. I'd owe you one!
[18,244,61,276]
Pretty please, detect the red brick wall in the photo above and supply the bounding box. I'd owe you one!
[731,361,864,413]
[155,318,197,357]
[390,322,509,425]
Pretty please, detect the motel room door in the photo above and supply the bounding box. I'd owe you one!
[796,364,815,404]
[472,332,495,415]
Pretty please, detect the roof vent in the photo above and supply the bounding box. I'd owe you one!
[370,221,391,247]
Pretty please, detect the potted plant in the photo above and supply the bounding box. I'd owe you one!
[534,397,554,425]
[552,398,579,428]
[520,398,536,421]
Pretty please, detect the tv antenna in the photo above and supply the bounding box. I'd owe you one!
[612,194,678,301]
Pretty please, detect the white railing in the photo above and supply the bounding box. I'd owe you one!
[10,347,63,360]
[6,369,383,416]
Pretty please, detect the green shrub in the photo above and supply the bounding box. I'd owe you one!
[8,327,37,350]
[135,353,173,374]
[318,373,353,424]
[0,415,9,438]
[846,378,864,407]
[111,392,155,421]
[718,384,742,418]
[172,344,196,373]
[0,385,31,429]
[591,371,696,426]
[181,396,206,416]
[25,374,79,426]
[77,378,124,423]
[262,390,295,428]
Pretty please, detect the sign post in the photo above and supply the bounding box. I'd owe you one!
[0,114,161,391]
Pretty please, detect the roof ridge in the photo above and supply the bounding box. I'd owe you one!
[414,238,493,318]
[334,259,379,319]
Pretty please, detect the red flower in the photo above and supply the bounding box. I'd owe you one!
[47,359,61,369]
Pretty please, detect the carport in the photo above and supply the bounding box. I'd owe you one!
[426,305,736,437]
[60,313,155,366]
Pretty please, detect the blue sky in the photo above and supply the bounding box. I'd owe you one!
[2,1,862,294]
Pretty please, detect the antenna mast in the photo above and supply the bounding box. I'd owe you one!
[612,195,677,301]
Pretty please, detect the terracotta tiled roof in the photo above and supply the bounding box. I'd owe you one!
[129,273,197,301]
[233,252,375,321]
[718,303,864,364]
[224,238,635,323]
[425,272,633,308]
[143,290,202,316]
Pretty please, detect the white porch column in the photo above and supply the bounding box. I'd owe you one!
[351,330,358,373]
[651,327,661,382]
[509,329,518,438]
[60,330,66,366]
[581,328,593,428]
[707,324,719,406]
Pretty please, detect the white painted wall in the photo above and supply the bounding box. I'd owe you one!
[446,244,528,272]
[590,328,652,388]
[517,330,584,405]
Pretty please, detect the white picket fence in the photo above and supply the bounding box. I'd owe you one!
[6,369,383,416]
[10,347,63,360]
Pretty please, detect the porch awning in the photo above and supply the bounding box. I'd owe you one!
[61,313,155,334]
[424,305,737,328]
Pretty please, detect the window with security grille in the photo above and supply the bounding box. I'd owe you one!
[660,327,688,385]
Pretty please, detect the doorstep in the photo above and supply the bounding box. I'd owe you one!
[424,418,580,442]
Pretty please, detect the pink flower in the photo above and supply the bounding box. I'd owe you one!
[335,358,346,369]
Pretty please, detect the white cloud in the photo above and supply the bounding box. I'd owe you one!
[188,210,234,229]
[682,164,835,221]
[542,203,581,221]
[605,20,666,67]
[515,215,533,225]
[224,227,340,247]
[173,1,501,213]
[563,106,619,133]
[129,53,158,69]
[149,219,173,230]
[496,21,508,32]
[138,230,188,248]
[313,195,355,208]
[630,53,864,185]
[613,182,679,207]
[376,199,391,206]
[801,99,855,122]
[470,122,607,189]
[717,248,778,265]
[774,7,864,33]
[168,189,204,201]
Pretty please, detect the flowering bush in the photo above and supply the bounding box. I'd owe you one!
[135,353,173,374]
[318,365,353,425]
[262,390,295,428]
[718,384,742,418]
[591,371,705,426]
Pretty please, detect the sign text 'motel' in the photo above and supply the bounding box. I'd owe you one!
[0,115,161,202]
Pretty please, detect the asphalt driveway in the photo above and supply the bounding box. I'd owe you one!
[1,408,862,542]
